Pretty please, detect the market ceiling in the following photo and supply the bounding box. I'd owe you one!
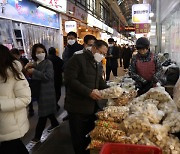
[117,0,156,25]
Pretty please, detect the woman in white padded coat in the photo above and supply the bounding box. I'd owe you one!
[0,45,31,154]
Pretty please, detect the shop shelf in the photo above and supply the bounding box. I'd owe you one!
[100,143,162,154]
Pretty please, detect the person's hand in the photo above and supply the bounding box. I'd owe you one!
[25,62,34,70]
[27,68,34,74]
[90,89,102,100]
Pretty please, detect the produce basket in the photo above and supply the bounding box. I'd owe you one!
[100,143,162,154]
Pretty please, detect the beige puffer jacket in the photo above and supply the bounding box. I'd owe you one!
[0,60,31,142]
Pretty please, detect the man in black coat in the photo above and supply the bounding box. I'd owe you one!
[122,44,132,70]
[62,31,83,69]
[48,47,64,111]
[64,40,108,154]
[106,38,120,81]
[119,45,123,67]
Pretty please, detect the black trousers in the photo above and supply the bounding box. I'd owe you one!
[106,66,118,81]
[55,85,61,103]
[34,114,59,139]
[119,58,123,67]
[0,138,28,154]
[68,113,97,154]
[123,59,130,69]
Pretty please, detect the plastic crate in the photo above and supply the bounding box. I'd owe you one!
[100,143,162,154]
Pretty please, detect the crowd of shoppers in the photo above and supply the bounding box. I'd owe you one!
[0,30,165,154]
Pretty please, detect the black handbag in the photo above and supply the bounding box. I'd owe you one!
[28,78,41,99]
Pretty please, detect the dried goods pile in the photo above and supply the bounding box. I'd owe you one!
[88,87,180,154]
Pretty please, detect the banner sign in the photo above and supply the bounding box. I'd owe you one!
[135,23,150,34]
[0,0,59,29]
[132,4,150,23]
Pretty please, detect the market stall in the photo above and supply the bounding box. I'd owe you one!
[88,75,180,154]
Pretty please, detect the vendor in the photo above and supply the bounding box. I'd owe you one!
[129,37,163,95]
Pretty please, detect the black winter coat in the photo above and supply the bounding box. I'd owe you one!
[47,55,64,88]
[122,47,132,62]
[64,50,107,114]
[62,42,83,69]
[106,46,119,68]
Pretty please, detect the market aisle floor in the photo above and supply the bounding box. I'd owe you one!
[31,121,74,154]
[24,66,125,154]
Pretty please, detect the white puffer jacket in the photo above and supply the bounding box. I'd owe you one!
[0,61,31,142]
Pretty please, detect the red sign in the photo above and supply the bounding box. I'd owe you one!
[125,26,135,31]
[135,23,150,34]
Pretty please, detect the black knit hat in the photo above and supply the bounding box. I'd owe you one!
[136,37,150,49]
[108,38,115,43]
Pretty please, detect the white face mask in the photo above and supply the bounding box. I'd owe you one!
[36,53,45,61]
[94,53,104,63]
[108,44,113,47]
[68,39,76,45]
[86,46,92,51]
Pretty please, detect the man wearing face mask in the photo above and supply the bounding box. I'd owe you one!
[62,31,83,69]
[74,35,97,54]
[64,40,108,154]
[122,44,132,70]
[129,37,163,95]
[106,38,120,81]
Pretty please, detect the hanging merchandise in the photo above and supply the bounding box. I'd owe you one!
[0,19,14,49]
[22,24,59,57]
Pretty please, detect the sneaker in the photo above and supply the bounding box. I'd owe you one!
[47,125,60,133]
[30,138,40,144]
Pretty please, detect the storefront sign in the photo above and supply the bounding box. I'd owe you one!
[32,0,67,13]
[67,1,87,22]
[87,14,113,34]
[135,23,150,34]
[132,4,150,23]
[65,21,77,33]
[0,0,59,29]
[87,14,102,29]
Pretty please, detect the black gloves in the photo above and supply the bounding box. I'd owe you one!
[136,80,153,96]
